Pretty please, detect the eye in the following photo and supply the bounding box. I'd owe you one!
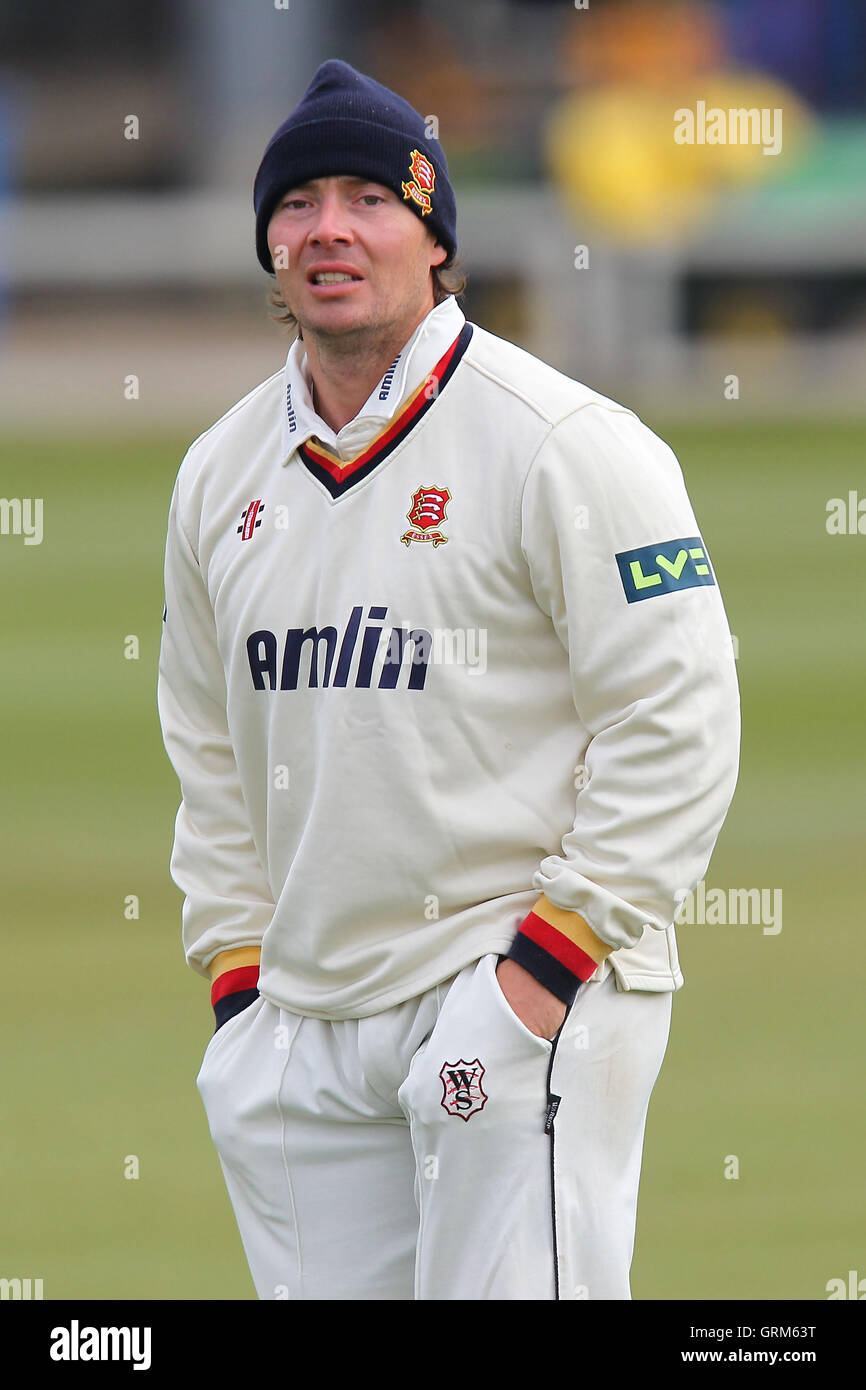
[358,194,385,206]
[280,195,308,210]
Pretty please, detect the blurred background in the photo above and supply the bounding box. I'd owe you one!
[1,0,864,1301]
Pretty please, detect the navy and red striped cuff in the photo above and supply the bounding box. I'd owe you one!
[211,964,260,1031]
[506,910,600,1006]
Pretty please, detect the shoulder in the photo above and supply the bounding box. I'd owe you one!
[460,323,680,492]
[461,322,637,433]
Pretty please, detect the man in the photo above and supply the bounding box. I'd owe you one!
[158,59,740,1301]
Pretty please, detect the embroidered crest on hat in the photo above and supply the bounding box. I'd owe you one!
[401,149,436,215]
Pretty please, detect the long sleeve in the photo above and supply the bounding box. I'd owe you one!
[157,464,276,980]
[509,403,740,996]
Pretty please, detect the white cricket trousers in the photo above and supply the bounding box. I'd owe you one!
[196,953,672,1300]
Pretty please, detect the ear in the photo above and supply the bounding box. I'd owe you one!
[430,238,449,270]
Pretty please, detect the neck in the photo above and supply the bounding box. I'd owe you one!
[302,302,436,434]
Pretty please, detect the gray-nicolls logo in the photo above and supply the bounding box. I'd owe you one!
[238,499,265,541]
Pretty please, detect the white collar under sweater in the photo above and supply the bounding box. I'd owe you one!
[279,295,466,464]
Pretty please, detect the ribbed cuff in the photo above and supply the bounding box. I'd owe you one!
[505,910,601,1006]
[211,964,260,1031]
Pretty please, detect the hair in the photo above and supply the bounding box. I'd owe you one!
[267,256,468,335]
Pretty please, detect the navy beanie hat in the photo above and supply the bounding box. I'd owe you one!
[253,59,457,274]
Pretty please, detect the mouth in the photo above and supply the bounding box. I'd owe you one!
[307,269,365,292]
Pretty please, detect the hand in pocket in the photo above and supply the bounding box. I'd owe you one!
[495,957,567,1041]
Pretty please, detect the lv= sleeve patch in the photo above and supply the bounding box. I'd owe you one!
[615,536,715,603]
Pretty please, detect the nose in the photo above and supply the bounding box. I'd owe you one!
[308,188,353,245]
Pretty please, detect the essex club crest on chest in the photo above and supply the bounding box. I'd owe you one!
[401,484,450,547]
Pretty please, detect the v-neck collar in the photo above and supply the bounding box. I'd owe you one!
[296,324,472,499]
[280,297,473,500]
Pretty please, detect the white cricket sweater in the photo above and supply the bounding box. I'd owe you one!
[157,296,740,1019]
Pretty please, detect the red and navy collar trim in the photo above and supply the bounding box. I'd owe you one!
[297,323,473,500]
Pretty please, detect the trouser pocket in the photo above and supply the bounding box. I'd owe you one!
[398,954,559,1299]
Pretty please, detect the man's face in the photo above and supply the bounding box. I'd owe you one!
[266,175,448,343]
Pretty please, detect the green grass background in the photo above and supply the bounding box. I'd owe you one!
[1,420,863,1300]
